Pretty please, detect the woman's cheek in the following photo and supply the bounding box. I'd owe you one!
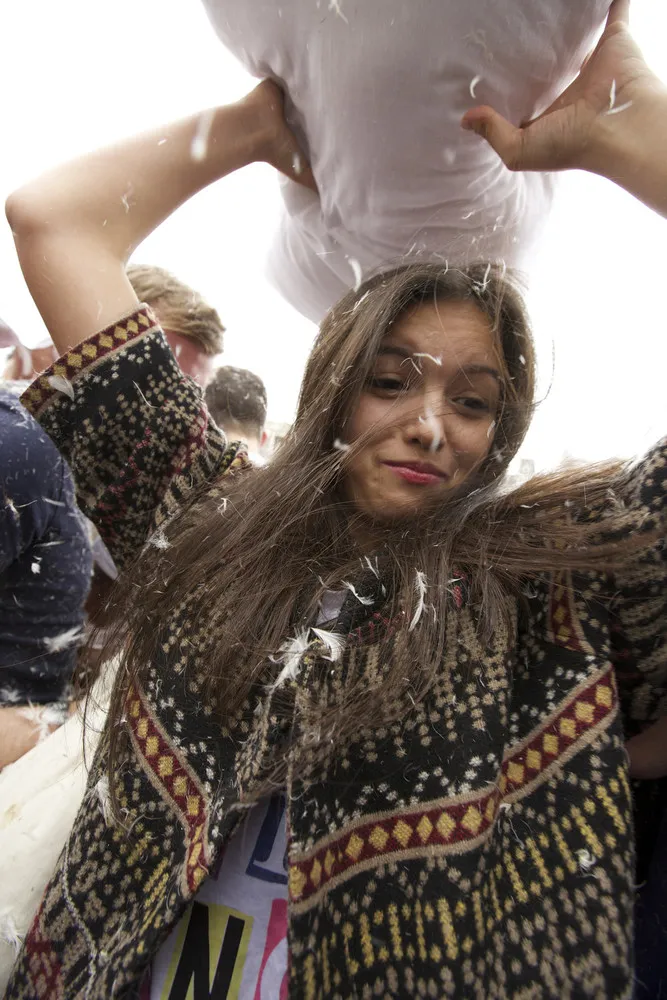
[347,396,394,443]
[451,420,493,465]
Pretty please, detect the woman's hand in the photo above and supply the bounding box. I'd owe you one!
[240,80,317,193]
[0,706,59,771]
[626,718,667,780]
[461,0,659,175]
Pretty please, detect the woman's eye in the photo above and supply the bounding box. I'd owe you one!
[453,396,490,412]
[368,376,404,392]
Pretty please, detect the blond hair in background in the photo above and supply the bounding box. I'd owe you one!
[126,264,225,357]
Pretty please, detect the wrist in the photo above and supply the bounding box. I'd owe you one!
[582,80,667,180]
[205,101,270,172]
[234,80,292,168]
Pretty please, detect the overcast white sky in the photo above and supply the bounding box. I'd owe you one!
[0,0,666,469]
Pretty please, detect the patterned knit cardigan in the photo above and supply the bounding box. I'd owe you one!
[5,306,667,1000]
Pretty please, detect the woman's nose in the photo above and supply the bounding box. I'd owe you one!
[410,402,446,453]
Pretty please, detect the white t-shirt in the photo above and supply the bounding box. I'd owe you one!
[150,794,289,1000]
[202,0,610,322]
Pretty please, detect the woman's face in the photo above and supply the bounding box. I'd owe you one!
[343,299,502,520]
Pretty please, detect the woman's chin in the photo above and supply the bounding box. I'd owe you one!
[360,488,444,524]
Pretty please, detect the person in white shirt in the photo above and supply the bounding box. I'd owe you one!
[201,0,612,322]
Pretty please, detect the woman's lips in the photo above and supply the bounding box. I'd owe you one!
[382,461,447,485]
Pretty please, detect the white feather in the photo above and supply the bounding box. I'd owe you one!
[311,627,345,662]
[43,626,84,653]
[17,705,60,745]
[409,571,428,631]
[96,775,113,827]
[351,290,371,313]
[47,375,75,401]
[413,353,442,367]
[333,438,350,452]
[347,257,363,290]
[606,100,633,116]
[0,915,23,954]
[577,849,596,871]
[469,75,482,98]
[270,629,311,691]
[149,528,171,550]
[0,686,22,704]
[363,555,380,578]
[328,0,349,23]
[342,581,373,605]
[419,406,441,453]
[4,496,18,520]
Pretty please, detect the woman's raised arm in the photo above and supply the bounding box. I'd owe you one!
[461,0,667,219]
[4,83,314,572]
[5,82,314,358]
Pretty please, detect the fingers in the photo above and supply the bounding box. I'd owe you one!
[251,78,319,193]
[461,106,525,171]
[607,0,631,28]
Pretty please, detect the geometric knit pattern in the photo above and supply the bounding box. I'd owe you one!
[5,306,666,999]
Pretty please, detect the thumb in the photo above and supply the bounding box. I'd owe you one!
[286,150,318,193]
[272,137,318,193]
[461,106,526,171]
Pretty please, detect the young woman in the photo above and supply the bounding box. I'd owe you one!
[4,2,666,997]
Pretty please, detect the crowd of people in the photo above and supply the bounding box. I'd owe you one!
[0,1,666,997]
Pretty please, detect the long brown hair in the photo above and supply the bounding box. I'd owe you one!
[103,262,646,787]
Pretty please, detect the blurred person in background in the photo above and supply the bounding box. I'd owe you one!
[205,364,268,463]
[1,317,58,386]
[127,264,224,387]
[0,264,224,965]
[78,264,227,637]
[0,320,91,769]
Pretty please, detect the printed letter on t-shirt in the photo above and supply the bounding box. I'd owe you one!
[166,901,251,1000]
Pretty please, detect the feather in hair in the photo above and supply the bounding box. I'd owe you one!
[409,570,428,631]
[270,628,311,691]
[311,627,345,662]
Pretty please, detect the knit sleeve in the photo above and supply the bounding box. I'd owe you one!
[20,305,243,574]
[609,438,667,731]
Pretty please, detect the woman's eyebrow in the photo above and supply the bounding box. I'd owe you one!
[456,363,501,381]
[378,347,501,381]
[376,345,412,360]
[376,347,501,388]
